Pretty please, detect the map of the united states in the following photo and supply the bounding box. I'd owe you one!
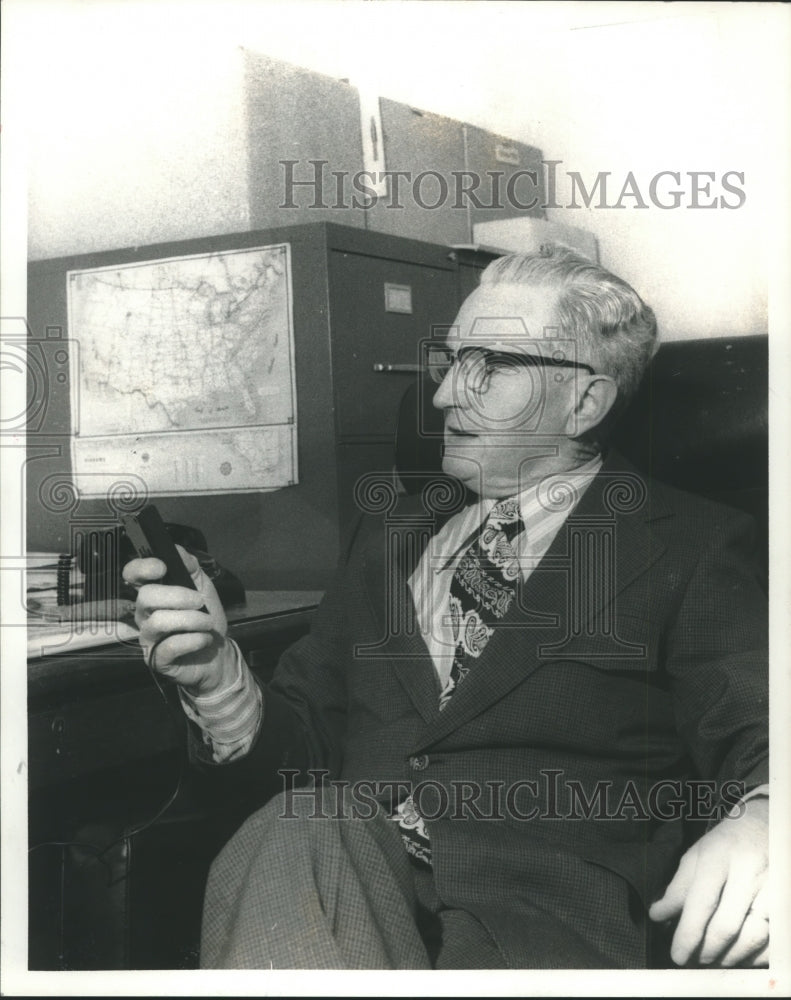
[68,244,297,496]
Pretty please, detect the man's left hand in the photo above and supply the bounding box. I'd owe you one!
[648,795,768,967]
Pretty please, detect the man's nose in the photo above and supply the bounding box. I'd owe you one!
[432,372,451,410]
[432,368,465,410]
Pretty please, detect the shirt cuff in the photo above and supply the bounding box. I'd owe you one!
[178,639,263,763]
[726,782,769,818]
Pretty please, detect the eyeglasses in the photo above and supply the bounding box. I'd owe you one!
[426,345,595,395]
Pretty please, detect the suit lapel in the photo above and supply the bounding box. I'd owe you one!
[360,491,462,722]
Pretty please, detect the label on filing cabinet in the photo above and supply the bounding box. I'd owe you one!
[384,283,413,314]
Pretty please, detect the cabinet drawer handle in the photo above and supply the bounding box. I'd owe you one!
[372,363,423,373]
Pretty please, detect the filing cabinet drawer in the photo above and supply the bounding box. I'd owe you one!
[328,248,458,441]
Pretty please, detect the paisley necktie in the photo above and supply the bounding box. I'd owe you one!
[394,496,524,867]
[439,496,524,709]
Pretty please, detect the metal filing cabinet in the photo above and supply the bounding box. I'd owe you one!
[323,226,460,534]
[26,224,471,590]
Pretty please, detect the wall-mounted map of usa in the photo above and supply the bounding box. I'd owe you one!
[68,243,297,497]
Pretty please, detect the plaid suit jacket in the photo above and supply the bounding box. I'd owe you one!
[217,450,768,967]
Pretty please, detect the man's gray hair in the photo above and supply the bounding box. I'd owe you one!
[479,245,658,410]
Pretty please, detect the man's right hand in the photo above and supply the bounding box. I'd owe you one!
[123,545,237,698]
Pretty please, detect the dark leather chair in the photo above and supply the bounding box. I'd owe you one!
[612,334,768,583]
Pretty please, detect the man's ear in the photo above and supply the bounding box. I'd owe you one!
[565,374,619,438]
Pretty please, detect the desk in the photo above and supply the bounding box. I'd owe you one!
[28,591,322,790]
[28,591,321,970]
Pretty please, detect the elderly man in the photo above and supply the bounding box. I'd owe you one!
[125,247,768,969]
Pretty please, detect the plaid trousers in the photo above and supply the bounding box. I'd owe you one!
[200,786,506,970]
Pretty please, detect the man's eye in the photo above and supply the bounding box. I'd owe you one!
[483,357,520,377]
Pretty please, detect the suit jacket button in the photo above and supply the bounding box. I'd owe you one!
[410,754,429,771]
